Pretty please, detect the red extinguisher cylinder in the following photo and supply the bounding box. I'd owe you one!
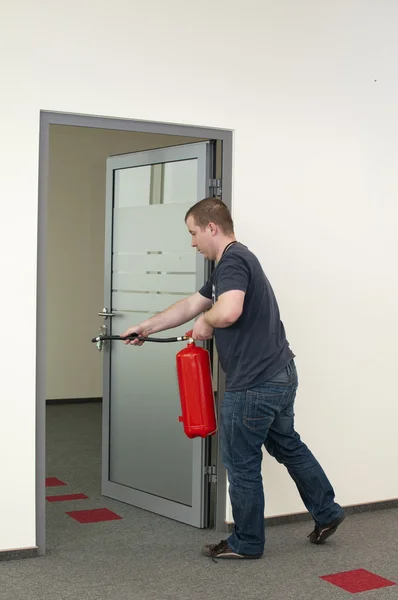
[176,338,217,439]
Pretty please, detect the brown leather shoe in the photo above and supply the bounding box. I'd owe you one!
[308,512,346,544]
[202,540,263,561]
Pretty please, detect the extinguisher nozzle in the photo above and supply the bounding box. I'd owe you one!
[177,335,194,343]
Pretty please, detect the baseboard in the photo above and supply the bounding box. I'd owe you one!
[0,548,38,561]
[227,498,398,530]
[46,397,102,405]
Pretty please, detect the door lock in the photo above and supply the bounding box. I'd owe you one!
[96,324,107,352]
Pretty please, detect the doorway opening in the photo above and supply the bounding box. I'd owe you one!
[37,112,233,555]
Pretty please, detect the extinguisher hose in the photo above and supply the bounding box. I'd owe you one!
[91,332,193,344]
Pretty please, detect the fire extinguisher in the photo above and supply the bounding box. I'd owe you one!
[91,330,217,439]
[176,331,217,439]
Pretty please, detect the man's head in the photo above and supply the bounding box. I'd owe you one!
[185,198,235,261]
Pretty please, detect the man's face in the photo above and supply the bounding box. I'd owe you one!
[186,216,216,261]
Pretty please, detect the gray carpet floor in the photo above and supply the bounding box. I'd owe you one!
[1,403,397,600]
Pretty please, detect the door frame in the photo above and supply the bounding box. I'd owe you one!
[37,111,233,555]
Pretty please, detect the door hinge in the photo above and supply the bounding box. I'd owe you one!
[209,178,222,197]
[205,466,217,484]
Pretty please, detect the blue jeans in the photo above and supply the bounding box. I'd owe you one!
[221,360,343,556]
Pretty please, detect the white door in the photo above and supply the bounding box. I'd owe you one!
[101,142,215,527]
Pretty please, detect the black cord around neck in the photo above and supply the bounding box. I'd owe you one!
[221,241,238,258]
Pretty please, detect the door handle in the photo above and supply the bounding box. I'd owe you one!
[98,308,115,318]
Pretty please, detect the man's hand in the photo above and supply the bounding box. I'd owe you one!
[192,314,214,341]
[120,325,147,346]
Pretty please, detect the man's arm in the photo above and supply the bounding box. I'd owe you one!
[203,290,245,328]
[191,290,245,341]
[140,292,212,334]
[121,292,212,343]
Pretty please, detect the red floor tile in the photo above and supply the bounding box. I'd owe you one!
[46,493,88,502]
[45,477,67,487]
[66,508,123,523]
[320,569,396,593]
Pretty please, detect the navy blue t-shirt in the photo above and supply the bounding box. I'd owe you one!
[199,242,294,391]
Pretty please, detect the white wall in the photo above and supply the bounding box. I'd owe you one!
[1,0,397,550]
[47,126,200,400]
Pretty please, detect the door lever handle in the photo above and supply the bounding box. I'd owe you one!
[98,308,115,318]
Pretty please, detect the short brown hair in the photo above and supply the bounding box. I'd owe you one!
[185,198,234,235]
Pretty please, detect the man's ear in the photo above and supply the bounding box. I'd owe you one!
[208,222,217,235]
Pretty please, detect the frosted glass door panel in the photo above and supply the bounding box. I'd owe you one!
[110,314,195,505]
[112,251,195,273]
[103,142,212,526]
[113,204,196,253]
[109,157,202,506]
[112,292,191,314]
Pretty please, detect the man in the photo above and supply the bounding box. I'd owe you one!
[122,197,345,560]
